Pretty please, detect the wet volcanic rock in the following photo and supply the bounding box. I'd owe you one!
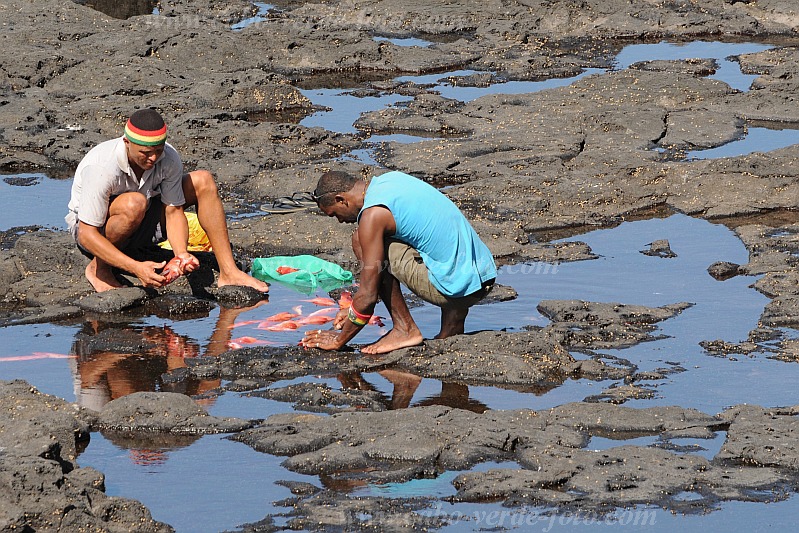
[0,380,172,532]
[96,391,258,434]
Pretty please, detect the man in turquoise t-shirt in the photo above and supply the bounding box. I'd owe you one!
[302,170,497,354]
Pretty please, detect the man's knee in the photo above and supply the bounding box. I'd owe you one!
[110,192,148,222]
[184,170,217,196]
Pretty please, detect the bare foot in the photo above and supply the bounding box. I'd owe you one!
[217,269,269,293]
[85,260,123,292]
[361,328,423,355]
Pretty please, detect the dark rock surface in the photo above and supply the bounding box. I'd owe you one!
[4,0,799,530]
[0,380,173,532]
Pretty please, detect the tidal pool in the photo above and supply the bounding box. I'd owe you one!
[4,211,792,531]
[3,36,799,532]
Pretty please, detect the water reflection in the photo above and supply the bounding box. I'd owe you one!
[339,371,489,413]
[70,321,211,410]
[0,174,72,232]
[72,0,158,19]
[686,122,799,160]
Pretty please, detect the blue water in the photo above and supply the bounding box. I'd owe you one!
[374,36,433,48]
[613,41,773,92]
[0,174,72,231]
[230,2,274,31]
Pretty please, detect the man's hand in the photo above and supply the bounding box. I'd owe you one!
[132,260,168,288]
[301,329,344,351]
[175,252,200,273]
[332,308,348,330]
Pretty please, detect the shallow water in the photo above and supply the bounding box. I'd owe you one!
[302,40,793,163]
[0,173,71,231]
[4,212,793,531]
[4,36,799,532]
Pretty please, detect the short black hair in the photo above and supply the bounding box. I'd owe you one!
[313,171,358,207]
[129,108,165,131]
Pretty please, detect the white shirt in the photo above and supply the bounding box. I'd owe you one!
[65,137,185,234]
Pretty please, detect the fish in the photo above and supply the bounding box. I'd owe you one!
[228,337,279,348]
[303,296,336,307]
[295,315,334,326]
[263,311,300,322]
[338,291,353,309]
[230,336,261,345]
[0,352,77,362]
[227,319,262,329]
[308,307,339,317]
[368,315,385,327]
[276,266,300,275]
[261,320,299,332]
[161,256,184,284]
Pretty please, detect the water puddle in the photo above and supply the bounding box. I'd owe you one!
[612,40,774,92]
[4,34,799,531]
[300,40,790,166]
[686,122,799,160]
[374,36,434,48]
[72,0,158,19]
[4,208,795,531]
[0,173,71,233]
[230,2,275,31]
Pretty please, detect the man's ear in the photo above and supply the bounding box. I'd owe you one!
[335,194,347,205]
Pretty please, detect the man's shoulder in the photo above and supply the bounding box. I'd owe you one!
[158,143,183,169]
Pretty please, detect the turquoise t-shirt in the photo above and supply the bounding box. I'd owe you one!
[359,171,497,297]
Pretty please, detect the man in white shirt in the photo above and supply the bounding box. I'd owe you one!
[66,108,268,293]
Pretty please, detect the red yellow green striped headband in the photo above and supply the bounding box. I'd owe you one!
[124,120,167,146]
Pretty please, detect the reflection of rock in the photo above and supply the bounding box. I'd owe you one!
[708,260,741,280]
[640,239,677,258]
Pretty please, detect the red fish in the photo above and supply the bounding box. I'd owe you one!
[276,266,300,275]
[296,315,334,326]
[161,256,184,284]
[303,296,336,307]
[262,320,299,332]
[228,320,262,329]
[263,311,300,322]
[338,291,353,309]
[0,352,76,362]
[368,315,385,327]
[230,336,260,345]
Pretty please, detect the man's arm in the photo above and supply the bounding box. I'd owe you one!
[304,206,393,350]
[163,204,200,273]
[78,221,167,288]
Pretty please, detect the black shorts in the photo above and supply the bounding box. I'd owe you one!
[75,199,163,260]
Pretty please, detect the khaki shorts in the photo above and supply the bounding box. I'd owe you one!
[386,240,494,310]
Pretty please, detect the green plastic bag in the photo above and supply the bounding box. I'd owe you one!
[251,255,354,294]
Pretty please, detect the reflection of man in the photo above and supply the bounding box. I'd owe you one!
[338,371,488,413]
[66,108,268,293]
[70,302,266,411]
[302,170,496,354]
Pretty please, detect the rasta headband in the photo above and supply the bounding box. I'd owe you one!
[124,120,167,146]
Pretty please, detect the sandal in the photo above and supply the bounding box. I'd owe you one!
[259,197,309,214]
[290,191,317,206]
